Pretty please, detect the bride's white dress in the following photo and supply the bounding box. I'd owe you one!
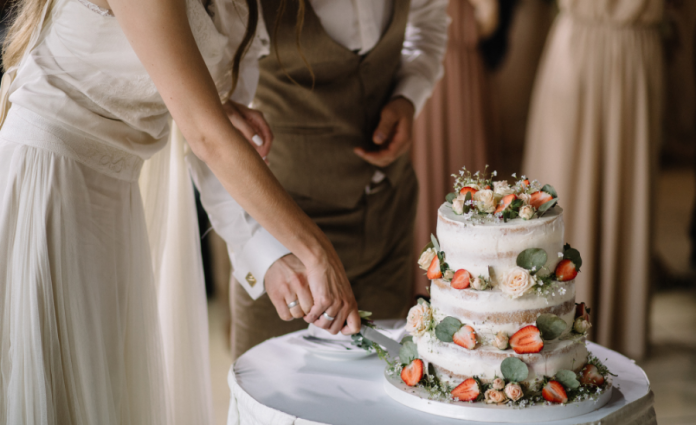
[0,0,262,423]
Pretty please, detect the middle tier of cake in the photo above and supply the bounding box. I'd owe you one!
[430,278,577,342]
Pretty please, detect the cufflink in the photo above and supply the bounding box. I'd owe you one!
[245,272,257,287]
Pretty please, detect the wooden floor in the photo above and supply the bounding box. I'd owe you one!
[208,167,696,425]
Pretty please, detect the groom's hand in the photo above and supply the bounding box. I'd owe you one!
[265,254,314,321]
[223,100,274,162]
[354,96,415,167]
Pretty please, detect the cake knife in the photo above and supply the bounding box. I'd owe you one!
[360,325,403,358]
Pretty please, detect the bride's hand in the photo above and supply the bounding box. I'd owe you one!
[223,100,273,160]
[301,244,361,335]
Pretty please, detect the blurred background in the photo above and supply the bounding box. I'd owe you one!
[1,0,692,424]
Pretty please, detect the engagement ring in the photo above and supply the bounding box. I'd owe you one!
[287,300,299,309]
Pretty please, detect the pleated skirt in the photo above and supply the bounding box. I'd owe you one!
[0,106,168,425]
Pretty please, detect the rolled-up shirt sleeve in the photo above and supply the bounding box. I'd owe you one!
[392,0,450,115]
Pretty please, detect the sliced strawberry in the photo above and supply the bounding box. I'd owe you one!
[484,185,492,190]
[451,269,472,290]
[555,259,578,281]
[451,378,480,402]
[521,179,530,188]
[453,325,477,350]
[509,325,544,354]
[460,186,478,198]
[542,380,568,404]
[401,359,424,387]
[530,191,553,209]
[427,256,442,279]
[579,364,605,387]
[494,194,517,214]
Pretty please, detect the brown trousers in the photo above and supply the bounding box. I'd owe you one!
[232,167,418,359]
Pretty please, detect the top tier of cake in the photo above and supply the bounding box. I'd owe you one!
[436,203,565,281]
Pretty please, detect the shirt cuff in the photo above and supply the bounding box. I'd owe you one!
[231,228,291,300]
[392,73,435,116]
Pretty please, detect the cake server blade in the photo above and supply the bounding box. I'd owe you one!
[360,325,402,358]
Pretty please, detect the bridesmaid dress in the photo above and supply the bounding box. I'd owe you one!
[522,0,664,360]
[0,0,263,423]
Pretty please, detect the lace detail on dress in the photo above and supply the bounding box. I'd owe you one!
[76,0,114,17]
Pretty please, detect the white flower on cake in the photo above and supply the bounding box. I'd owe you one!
[493,331,509,350]
[471,276,488,291]
[474,189,496,213]
[493,181,514,198]
[418,248,437,271]
[517,193,532,205]
[573,316,591,335]
[504,383,523,401]
[492,378,505,390]
[452,198,465,215]
[443,269,455,281]
[499,267,535,298]
[484,389,507,404]
[519,205,535,220]
[406,302,432,337]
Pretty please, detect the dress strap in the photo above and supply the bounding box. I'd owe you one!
[0,0,58,128]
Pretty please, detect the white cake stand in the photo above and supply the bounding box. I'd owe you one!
[384,369,613,423]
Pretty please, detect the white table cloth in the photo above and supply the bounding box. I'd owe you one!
[227,328,656,425]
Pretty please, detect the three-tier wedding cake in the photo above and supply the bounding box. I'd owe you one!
[394,169,612,408]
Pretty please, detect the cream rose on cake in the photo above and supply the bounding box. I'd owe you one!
[406,302,432,337]
[504,383,523,401]
[519,205,535,220]
[517,193,532,205]
[474,189,496,213]
[499,266,535,298]
[484,389,507,404]
[418,248,437,270]
[493,181,514,198]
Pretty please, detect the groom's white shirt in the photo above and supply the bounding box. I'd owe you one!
[192,0,449,299]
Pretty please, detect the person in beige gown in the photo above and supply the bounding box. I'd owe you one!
[523,0,664,360]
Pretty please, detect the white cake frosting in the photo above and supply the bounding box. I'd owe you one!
[437,203,565,280]
[418,204,588,387]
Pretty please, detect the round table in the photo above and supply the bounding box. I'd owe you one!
[227,329,656,425]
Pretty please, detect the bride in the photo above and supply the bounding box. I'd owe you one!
[0,0,359,423]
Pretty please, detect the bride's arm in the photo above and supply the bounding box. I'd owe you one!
[108,0,360,334]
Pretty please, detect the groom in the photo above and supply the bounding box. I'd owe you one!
[230,0,449,358]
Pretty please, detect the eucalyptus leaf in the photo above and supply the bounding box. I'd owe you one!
[537,199,558,217]
[563,245,583,271]
[446,192,458,204]
[501,357,529,383]
[516,248,548,273]
[541,184,558,198]
[401,335,414,344]
[431,234,440,252]
[420,241,434,256]
[536,313,568,340]
[435,316,462,343]
[555,370,581,389]
[463,191,472,213]
[399,340,419,365]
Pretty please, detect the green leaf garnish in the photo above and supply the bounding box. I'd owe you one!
[536,313,568,340]
[538,198,558,217]
[463,191,472,214]
[400,335,414,344]
[420,241,434,256]
[563,243,583,271]
[516,248,548,273]
[430,234,440,252]
[399,340,419,365]
[555,370,581,389]
[445,192,458,204]
[501,357,529,382]
[541,184,558,198]
[435,316,463,343]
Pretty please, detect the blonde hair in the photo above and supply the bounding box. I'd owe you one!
[2,0,54,71]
